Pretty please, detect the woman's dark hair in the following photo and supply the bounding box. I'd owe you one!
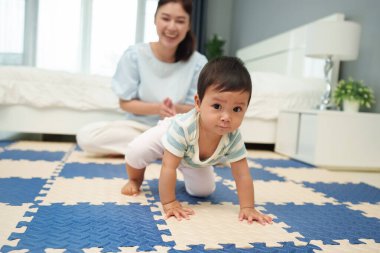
[156,0,195,62]
[197,56,252,104]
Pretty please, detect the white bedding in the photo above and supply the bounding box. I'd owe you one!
[247,72,325,119]
[0,67,324,120]
[0,67,119,111]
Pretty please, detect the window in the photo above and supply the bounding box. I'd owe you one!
[0,0,158,76]
[0,0,25,65]
[90,0,138,76]
[36,0,82,72]
[144,0,159,43]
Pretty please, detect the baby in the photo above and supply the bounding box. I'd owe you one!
[122,56,272,225]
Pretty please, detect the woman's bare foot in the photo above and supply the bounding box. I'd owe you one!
[121,180,142,196]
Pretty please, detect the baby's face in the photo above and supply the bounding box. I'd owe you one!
[195,86,250,137]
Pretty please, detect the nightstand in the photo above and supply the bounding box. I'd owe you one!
[275,109,380,170]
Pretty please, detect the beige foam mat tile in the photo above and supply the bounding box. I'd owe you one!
[77,246,170,253]
[81,246,170,253]
[247,159,263,169]
[39,178,151,205]
[7,250,29,253]
[247,150,287,159]
[66,151,124,164]
[223,180,337,205]
[0,160,59,179]
[7,141,74,152]
[268,168,380,188]
[40,246,169,252]
[345,202,380,219]
[144,163,185,181]
[0,203,33,248]
[144,163,163,180]
[312,239,380,253]
[157,202,306,250]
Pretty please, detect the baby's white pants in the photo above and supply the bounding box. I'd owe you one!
[125,119,216,197]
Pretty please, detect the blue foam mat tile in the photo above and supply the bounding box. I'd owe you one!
[167,242,321,252]
[248,242,321,253]
[264,203,380,245]
[303,182,380,204]
[215,166,286,181]
[74,145,83,151]
[146,179,239,205]
[2,245,47,253]
[2,142,380,253]
[60,162,127,179]
[0,140,14,148]
[251,158,314,168]
[0,178,47,205]
[64,250,86,253]
[6,203,173,252]
[0,150,65,161]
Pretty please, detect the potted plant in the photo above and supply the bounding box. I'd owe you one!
[333,78,375,112]
[205,34,225,60]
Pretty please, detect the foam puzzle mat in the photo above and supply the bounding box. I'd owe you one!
[1,140,380,252]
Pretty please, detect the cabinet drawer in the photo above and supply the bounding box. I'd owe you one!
[296,114,317,163]
[275,112,299,156]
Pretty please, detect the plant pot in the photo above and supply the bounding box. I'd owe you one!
[343,100,360,112]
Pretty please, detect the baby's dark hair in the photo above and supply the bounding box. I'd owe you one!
[197,56,252,103]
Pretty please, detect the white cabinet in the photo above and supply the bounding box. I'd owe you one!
[275,110,380,170]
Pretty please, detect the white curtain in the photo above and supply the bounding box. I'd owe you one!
[0,0,25,65]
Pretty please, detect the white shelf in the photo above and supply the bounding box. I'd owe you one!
[275,110,380,171]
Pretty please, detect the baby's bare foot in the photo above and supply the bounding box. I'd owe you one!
[121,180,142,196]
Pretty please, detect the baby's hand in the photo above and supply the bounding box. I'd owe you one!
[239,207,273,225]
[163,200,194,221]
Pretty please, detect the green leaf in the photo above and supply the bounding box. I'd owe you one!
[205,34,226,60]
[333,78,376,109]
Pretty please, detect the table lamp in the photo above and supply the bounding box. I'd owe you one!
[306,20,361,110]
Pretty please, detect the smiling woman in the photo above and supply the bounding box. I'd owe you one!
[76,0,208,156]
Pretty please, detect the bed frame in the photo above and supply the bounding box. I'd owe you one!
[237,13,344,144]
[0,105,123,135]
[0,13,344,144]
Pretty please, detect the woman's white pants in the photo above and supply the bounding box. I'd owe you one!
[76,120,150,155]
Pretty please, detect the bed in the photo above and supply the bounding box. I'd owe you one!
[0,13,344,144]
[0,67,124,135]
[237,13,344,144]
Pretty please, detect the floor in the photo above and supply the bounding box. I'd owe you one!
[0,140,379,252]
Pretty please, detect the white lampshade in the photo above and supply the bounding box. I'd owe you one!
[306,21,361,60]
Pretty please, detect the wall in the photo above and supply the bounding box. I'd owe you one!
[225,0,380,112]
[204,0,233,56]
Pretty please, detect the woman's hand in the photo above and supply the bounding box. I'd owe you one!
[159,98,176,118]
[163,200,194,220]
[239,207,273,225]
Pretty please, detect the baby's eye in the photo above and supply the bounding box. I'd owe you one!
[212,104,221,110]
[233,107,242,112]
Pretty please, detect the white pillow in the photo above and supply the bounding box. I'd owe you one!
[250,71,325,94]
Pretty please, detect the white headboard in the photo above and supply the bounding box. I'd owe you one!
[236,13,345,87]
